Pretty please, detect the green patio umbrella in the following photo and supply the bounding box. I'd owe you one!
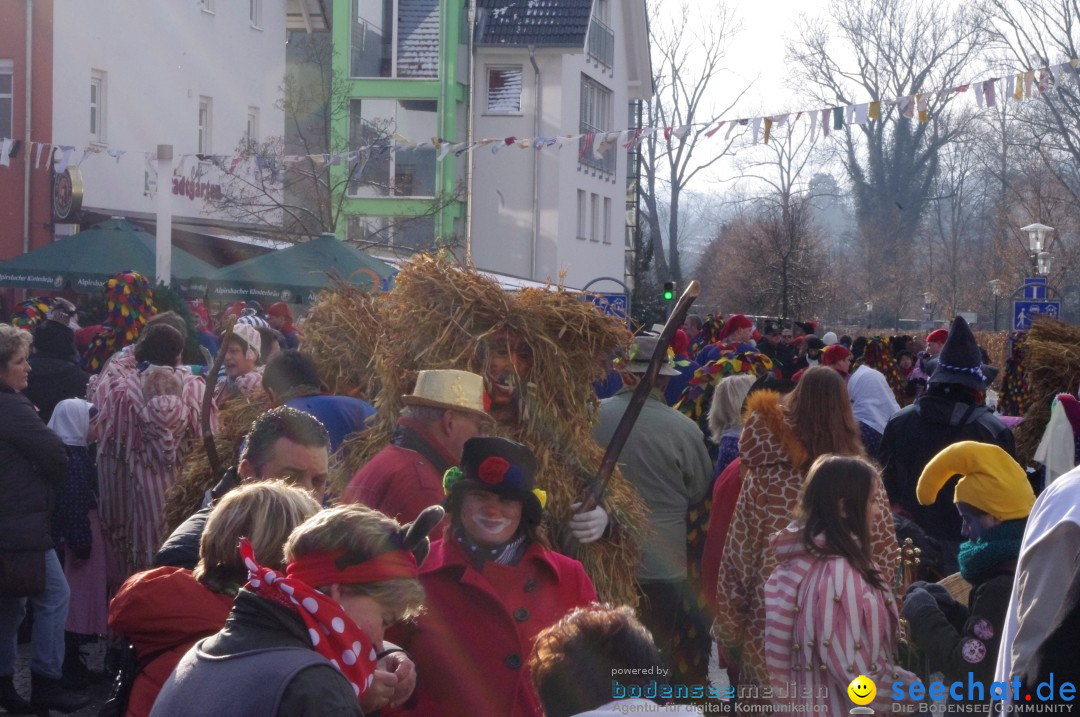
[206,233,396,304]
[0,217,216,296]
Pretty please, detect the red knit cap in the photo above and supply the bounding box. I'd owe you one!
[822,344,852,366]
[926,329,948,344]
[718,314,753,341]
[671,329,690,357]
[268,302,293,321]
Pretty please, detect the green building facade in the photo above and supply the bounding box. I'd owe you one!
[330,0,468,253]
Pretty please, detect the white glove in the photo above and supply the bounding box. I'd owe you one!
[569,502,610,544]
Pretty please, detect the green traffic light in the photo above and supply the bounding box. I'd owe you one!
[663,290,674,301]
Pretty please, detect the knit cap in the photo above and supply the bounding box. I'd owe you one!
[916,441,1035,521]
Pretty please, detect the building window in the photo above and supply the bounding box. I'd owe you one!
[246,107,259,149]
[590,193,600,242]
[90,70,106,144]
[486,67,522,114]
[0,60,13,141]
[348,214,436,252]
[250,0,262,27]
[587,0,614,68]
[198,97,212,154]
[352,0,439,79]
[348,98,437,198]
[576,190,587,240]
[199,0,214,13]
[603,197,612,244]
[580,75,614,173]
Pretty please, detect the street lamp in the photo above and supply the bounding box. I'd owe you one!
[989,279,1005,332]
[865,300,873,329]
[922,292,934,328]
[1021,223,1055,276]
[1037,251,1054,276]
[1021,223,1053,253]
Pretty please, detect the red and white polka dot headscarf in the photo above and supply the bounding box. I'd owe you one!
[239,538,419,701]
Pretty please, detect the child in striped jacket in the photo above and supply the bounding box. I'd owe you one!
[764,455,916,714]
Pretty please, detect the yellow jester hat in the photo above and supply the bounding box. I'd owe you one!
[916,441,1035,521]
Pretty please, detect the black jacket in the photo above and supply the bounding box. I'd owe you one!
[0,386,68,551]
[880,392,1014,542]
[24,355,89,423]
[907,564,1015,688]
[199,589,362,716]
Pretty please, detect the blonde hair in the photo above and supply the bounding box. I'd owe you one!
[708,374,756,443]
[0,324,32,371]
[286,504,425,620]
[194,480,321,593]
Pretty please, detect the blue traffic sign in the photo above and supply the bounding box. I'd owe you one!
[1013,299,1061,330]
[586,292,628,318]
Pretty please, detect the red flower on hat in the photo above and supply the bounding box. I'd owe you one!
[477,457,510,484]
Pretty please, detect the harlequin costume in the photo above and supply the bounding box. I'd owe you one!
[82,270,156,374]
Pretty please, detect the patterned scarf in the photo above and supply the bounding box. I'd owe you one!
[957,519,1026,584]
[239,538,419,702]
[453,527,528,570]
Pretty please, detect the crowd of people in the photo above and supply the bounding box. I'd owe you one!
[2,280,1080,716]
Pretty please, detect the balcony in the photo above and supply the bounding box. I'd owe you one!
[579,122,617,174]
[587,17,614,69]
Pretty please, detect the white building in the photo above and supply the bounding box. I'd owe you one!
[469,0,651,290]
[51,1,286,236]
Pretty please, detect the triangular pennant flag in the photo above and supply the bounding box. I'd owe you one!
[821,109,830,137]
[1023,69,1035,97]
[672,125,691,140]
[853,103,869,125]
[773,114,789,127]
[984,79,997,107]
[1038,67,1052,93]
[578,133,594,160]
[105,148,126,164]
[76,147,95,167]
[6,139,21,160]
[1065,62,1080,83]
[622,128,644,148]
[868,101,880,120]
[705,121,725,138]
[34,142,46,169]
[436,143,453,162]
[0,139,11,168]
[752,117,762,143]
[974,82,985,107]
[832,107,844,130]
[1014,73,1023,99]
[725,120,740,141]
[845,104,856,124]
[763,118,773,144]
[55,146,75,174]
[916,94,928,122]
[809,109,818,137]
[899,96,915,118]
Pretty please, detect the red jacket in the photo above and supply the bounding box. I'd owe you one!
[387,536,597,717]
[108,567,234,717]
[701,457,743,617]
[342,421,457,524]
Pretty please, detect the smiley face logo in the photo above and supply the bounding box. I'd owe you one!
[847,675,876,706]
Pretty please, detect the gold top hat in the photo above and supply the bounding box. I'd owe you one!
[402,370,489,420]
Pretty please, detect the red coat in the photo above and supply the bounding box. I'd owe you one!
[387,536,597,717]
[108,567,234,717]
[342,421,455,524]
[700,456,742,616]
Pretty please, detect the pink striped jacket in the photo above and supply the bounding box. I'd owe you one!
[764,523,917,715]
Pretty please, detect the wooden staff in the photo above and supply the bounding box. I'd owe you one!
[579,280,701,512]
[200,328,230,478]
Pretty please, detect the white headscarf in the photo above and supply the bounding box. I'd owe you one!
[847,364,900,435]
[48,398,93,447]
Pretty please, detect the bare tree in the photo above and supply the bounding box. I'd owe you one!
[726,123,824,319]
[787,0,990,326]
[989,0,1080,203]
[640,0,746,286]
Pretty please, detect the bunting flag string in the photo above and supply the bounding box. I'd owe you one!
[3,58,1078,176]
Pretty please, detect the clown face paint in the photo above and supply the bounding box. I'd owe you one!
[461,489,523,548]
